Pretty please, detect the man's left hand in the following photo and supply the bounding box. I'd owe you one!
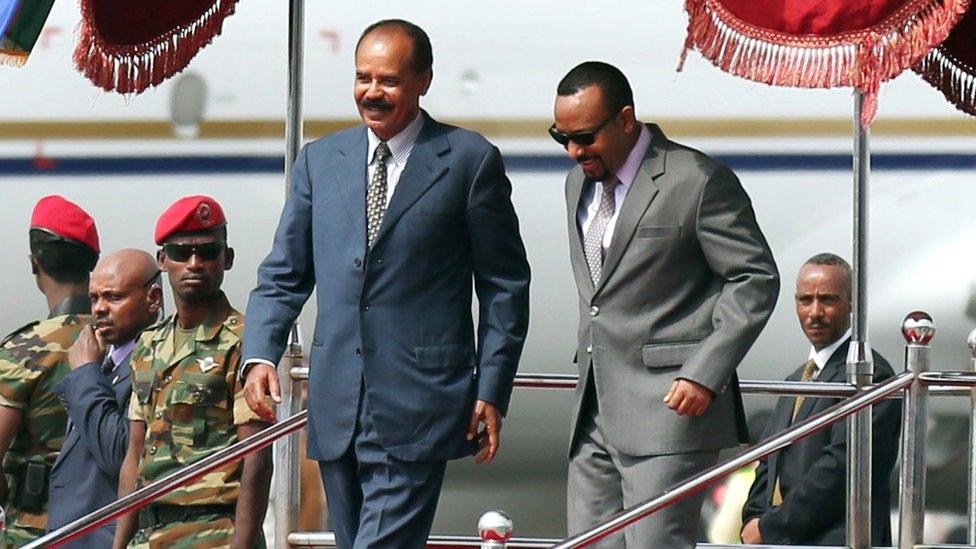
[663,378,714,416]
[68,324,106,371]
[740,517,762,544]
[467,400,501,464]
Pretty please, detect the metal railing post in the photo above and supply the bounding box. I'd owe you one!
[274,323,304,548]
[899,312,934,548]
[847,89,874,549]
[967,328,976,545]
[478,511,513,549]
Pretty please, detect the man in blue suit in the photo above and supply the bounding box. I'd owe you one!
[242,19,531,548]
[48,249,162,547]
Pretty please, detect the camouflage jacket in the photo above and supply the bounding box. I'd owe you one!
[0,305,89,536]
[128,295,259,507]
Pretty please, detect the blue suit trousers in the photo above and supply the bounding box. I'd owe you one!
[318,384,447,549]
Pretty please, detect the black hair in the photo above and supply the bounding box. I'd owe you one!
[29,229,98,283]
[557,61,635,114]
[356,19,433,73]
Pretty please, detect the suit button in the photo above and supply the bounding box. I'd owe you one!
[353,258,362,268]
[590,306,600,317]
[362,304,370,311]
[355,347,362,356]
[586,345,593,353]
[155,411,163,419]
[375,258,383,265]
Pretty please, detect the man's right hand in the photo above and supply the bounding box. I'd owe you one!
[243,363,282,423]
[68,324,106,371]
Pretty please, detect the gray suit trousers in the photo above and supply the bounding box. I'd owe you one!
[568,378,718,548]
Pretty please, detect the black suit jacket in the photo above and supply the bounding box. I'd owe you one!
[47,355,132,548]
[742,339,901,545]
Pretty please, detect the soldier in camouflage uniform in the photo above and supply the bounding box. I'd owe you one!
[0,195,100,547]
[115,196,271,549]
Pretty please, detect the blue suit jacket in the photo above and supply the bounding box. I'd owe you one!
[48,356,131,548]
[244,114,531,462]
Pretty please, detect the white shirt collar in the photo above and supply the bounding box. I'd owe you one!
[367,111,425,167]
[607,124,651,191]
[807,327,853,372]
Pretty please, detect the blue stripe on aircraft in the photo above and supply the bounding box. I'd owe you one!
[1,153,976,176]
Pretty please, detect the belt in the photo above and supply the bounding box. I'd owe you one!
[138,503,235,530]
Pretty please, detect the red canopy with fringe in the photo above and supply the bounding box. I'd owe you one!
[914,3,976,116]
[680,0,969,126]
[74,0,239,94]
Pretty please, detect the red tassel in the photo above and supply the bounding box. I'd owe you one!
[680,0,971,126]
[74,0,240,94]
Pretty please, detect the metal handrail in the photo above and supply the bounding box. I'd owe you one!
[550,372,914,548]
[24,410,309,549]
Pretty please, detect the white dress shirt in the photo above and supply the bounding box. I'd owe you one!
[366,111,425,203]
[577,125,652,250]
[807,328,853,379]
[242,112,426,376]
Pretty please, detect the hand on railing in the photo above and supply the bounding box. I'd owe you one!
[243,363,282,423]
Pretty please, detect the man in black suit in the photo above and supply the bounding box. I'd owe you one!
[741,253,901,545]
[48,249,162,548]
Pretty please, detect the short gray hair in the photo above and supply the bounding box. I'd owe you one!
[802,252,852,293]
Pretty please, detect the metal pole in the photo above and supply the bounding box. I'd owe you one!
[552,373,913,549]
[25,411,309,549]
[899,312,934,548]
[967,328,976,544]
[847,90,874,549]
[278,3,305,546]
[285,0,305,192]
[274,323,304,548]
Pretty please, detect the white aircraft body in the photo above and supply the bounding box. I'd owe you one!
[2,0,976,542]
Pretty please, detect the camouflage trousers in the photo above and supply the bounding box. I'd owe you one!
[130,512,266,549]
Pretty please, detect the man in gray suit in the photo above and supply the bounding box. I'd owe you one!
[552,62,779,547]
[49,249,161,547]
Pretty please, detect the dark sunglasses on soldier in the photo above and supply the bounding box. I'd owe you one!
[162,242,225,262]
[548,115,615,148]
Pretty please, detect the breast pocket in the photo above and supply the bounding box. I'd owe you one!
[165,374,229,456]
[635,225,682,239]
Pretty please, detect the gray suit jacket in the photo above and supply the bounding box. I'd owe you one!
[567,124,779,456]
[48,356,132,548]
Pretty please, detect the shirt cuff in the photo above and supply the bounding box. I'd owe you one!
[239,358,276,380]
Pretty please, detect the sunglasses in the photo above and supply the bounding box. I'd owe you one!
[162,242,226,262]
[548,115,615,148]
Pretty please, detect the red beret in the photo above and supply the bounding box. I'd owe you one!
[30,195,100,253]
[154,195,227,245]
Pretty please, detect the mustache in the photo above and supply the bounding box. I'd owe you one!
[360,98,393,111]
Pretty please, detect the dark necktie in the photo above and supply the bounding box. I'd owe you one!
[583,177,620,286]
[101,355,116,377]
[367,142,392,248]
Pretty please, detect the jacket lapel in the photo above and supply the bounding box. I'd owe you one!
[335,127,369,246]
[593,125,666,296]
[372,117,449,247]
[113,353,133,387]
[566,169,594,298]
[793,339,851,423]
